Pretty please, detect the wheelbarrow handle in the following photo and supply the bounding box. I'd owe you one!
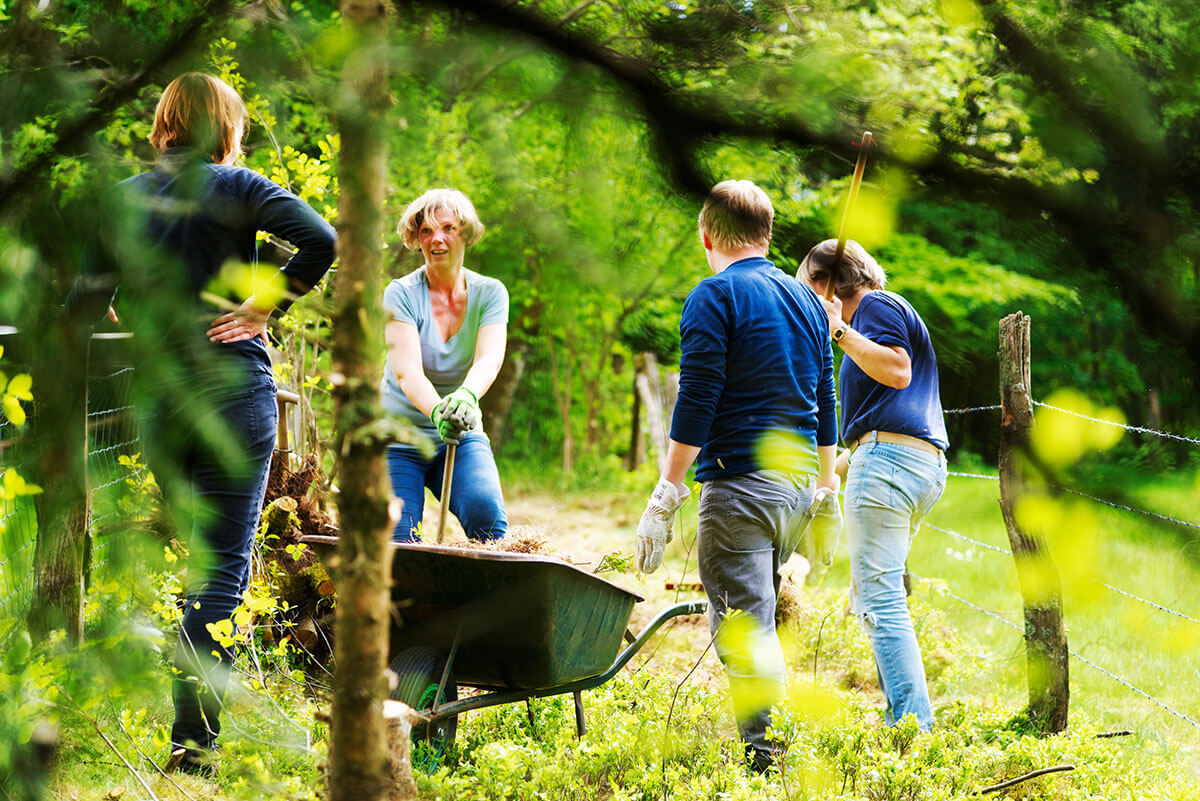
[436,441,457,544]
[417,600,710,722]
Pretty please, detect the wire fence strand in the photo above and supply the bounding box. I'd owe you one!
[1033,401,1200,446]
[925,520,1200,625]
[944,404,1002,415]
[914,573,1200,731]
[1055,484,1200,531]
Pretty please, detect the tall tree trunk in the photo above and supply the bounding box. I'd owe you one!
[546,332,574,478]
[26,314,90,643]
[625,369,644,471]
[329,4,393,800]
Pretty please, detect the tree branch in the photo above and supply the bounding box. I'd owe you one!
[979,764,1075,795]
[0,0,236,219]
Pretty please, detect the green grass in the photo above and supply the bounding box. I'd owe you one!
[7,463,1200,800]
[903,472,1200,775]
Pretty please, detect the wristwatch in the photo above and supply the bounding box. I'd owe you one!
[832,324,849,343]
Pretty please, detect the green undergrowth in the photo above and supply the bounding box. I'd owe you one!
[412,580,1194,800]
[10,464,1200,800]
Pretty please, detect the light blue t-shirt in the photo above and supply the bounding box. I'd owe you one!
[380,266,509,436]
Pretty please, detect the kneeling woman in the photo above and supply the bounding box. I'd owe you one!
[381,188,508,542]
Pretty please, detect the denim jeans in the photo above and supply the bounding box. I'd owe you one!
[386,431,506,542]
[696,470,815,765]
[845,438,946,730]
[142,368,278,756]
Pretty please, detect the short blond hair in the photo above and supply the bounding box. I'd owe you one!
[149,73,248,163]
[397,188,485,250]
[698,180,773,252]
[797,239,887,297]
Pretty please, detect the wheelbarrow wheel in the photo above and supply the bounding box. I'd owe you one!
[390,646,457,770]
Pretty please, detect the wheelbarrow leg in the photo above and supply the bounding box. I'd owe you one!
[432,614,465,716]
[574,690,586,738]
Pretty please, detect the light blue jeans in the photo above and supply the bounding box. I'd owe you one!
[386,431,507,542]
[697,470,815,766]
[845,438,946,730]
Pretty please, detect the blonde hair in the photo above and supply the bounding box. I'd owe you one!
[397,188,485,250]
[149,73,248,163]
[698,180,773,252]
[797,239,887,297]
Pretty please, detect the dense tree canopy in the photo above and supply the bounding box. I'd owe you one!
[2,0,1197,471]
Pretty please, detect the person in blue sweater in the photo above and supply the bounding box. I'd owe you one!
[635,180,838,773]
[70,73,336,775]
[798,239,948,732]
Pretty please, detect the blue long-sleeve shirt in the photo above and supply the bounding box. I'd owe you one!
[670,257,837,482]
[70,146,336,374]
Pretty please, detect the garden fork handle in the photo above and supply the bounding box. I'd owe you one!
[436,441,457,544]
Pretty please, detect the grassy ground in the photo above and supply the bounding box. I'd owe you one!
[17,459,1200,800]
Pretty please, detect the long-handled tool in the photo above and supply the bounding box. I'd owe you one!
[436,441,457,544]
[826,131,875,301]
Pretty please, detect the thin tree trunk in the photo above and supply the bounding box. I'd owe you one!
[546,332,574,478]
[625,368,643,471]
[481,334,526,453]
[27,319,90,643]
[998,312,1069,733]
[329,4,393,800]
[634,352,668,475]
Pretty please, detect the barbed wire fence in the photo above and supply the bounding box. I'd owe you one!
[924,399,1200,731]
[0,333,142,648]
[3,333,1199,734]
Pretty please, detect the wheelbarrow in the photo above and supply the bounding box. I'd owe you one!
[300,535,707,763]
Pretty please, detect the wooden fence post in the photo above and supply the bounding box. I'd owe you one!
[998,312,1069,733]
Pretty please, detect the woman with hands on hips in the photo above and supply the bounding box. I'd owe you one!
[68,72,336,775]
[381,188,509,543]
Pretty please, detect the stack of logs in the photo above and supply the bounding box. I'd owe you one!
[258,452,339,662]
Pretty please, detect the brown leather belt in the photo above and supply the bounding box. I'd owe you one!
[849,430,941,457]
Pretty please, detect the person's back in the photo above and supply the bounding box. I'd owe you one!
[636,179,839,774]
[115,149,334,374]
[677,257,834,481]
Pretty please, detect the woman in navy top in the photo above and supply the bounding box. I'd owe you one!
[799,238,948,732]
[72,73,335,774]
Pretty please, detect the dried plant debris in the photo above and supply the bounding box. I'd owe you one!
[453,526,594,566]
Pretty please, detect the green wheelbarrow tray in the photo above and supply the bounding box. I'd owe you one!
[300,535,707,725]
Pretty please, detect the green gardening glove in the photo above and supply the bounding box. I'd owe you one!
[430,386,480,444]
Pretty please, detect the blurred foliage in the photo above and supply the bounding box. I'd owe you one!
[3,0,1200,794]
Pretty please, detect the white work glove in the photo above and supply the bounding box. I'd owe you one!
[636,477,690,574]
[804,487,843,566]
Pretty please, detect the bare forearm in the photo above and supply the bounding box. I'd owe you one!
[817,444,839,492]
[398,373,443,418]
[662,440,701,491]
[837,328,911,389]
[460,355,503,399]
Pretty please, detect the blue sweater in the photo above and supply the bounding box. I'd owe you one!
[71,147,336,374]
[840,291,948,450]
[670,257,837,481]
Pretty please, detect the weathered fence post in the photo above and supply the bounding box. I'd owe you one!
[998,312,1069,732]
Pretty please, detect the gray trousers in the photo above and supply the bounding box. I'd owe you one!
[696,470,814,761]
